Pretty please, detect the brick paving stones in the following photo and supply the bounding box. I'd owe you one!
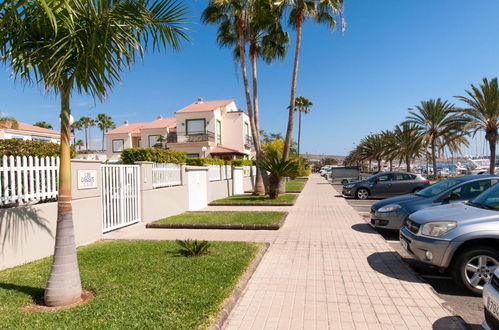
[106,175,466,329]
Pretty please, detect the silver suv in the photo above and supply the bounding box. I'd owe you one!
[400,182,499,295]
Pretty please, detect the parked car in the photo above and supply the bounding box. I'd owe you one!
[400,183,499,294]
[483,268,499,330]
[370,176,499,230]
[342,171,429,200]
[327,166,360,185]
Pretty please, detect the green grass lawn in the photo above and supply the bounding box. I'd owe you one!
[211,194,297,204]
[286,179,307,192]
[153,211,286,226]
[0,240,260,329]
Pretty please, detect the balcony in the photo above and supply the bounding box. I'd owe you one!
[244,135,253,149]
[167,131,215,144]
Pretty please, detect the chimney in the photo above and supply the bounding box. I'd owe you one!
[157,115,162,120]
[197,97,203,104]
[124,120,129,126]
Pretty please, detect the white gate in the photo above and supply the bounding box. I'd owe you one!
[101,165,141,232]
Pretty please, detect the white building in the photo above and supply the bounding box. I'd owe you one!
[0,122,61,143]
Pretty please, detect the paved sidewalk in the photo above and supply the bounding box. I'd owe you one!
[106,175,466,329]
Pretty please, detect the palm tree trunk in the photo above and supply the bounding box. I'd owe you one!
[102,130,105,152]
[44,85,82,307]
[268,174,280,199]
[487,131,497,175]
[431,139,437,179]
[283,14,303,161]
[389,159,393,171]
[84,127,88,151]
[298,110,302,158]
[250,44,267,195]
[406,155,411,172]
[377,159,381,172]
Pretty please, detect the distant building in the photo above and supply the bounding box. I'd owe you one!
[105,98,255,161]
[0,121,61,143]
[301,153,346,165]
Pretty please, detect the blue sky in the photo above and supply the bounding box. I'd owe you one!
[1,0,499,155]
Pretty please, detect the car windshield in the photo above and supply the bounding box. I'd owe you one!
[415,178,462,197]
[469,183,499,211]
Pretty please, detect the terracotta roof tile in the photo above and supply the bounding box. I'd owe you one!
[176,99,234,113]
[1,122,61,136]
[210,145,245,155]
[105,117,175,135]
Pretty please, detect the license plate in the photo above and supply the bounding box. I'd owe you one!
[487,295,499,320]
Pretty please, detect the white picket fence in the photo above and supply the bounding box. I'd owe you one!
[152,163,182,188]
[0,155,59,206]
[208,165,221,181]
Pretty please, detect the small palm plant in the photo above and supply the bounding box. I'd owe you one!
[257,150,299,199]
[175,239,211,257]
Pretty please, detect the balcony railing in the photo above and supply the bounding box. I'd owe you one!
[167,131,215,144]
[244,135,253,149]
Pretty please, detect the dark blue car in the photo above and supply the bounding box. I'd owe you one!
[370,175,499,230]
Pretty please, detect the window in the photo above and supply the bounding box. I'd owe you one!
[187,153,199,158]
[216,120,222,145]
[32,136,51,141]
[394,173,414,181]
[112,139,124,153]
[148,135,161,147]
[376,174,392,182]
[186,119,206,135]
[449,180,493,201]
[244,154,249,160]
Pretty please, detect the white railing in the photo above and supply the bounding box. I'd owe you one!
[221,165,232,180]
[152,163,182,188]
[1,155,59,206]
[208,165,221,181]
[243,165,251,177]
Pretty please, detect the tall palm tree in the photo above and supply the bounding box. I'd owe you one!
[75,139,84,151]
[358,133,384,171]
[0,116,18,129]
[96,113,116,151]
[279,0,344,161]
[393,123,422,172]
[380,130,397,171]
[34,121,53,129]
[456,78,499,175]
[71,121,82,146]
[0,0,189,307]
[405,99,468,178]
[293,96,313,158]
[77,116,95,151]
[202,0,288,195]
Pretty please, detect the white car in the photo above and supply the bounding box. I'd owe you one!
[483,267,499,330]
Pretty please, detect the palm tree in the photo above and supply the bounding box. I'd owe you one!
[0,116,18,129]
[0,0,189,307]
[380,130,397,171]
[358,133,384,171]
[71,121,82,146]
[34,121,53,129]
[96,113,116,151]
[77,116,95,151]
[393,123,422,172]
[257,150,298,199]
[280,0,344,161]
[75,139,84,151]
[293,96,313,158]
[456,78,499,175]
[405,99,468,179]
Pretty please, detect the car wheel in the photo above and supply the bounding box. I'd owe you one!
[341,179,348,185]
[413,188,422,193]
[452,246,499,295]
[356,188,369,200]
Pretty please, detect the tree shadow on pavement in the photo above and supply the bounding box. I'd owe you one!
[432,316,477,330]
[367,251,424,283]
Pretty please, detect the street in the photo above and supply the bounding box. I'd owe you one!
[332,183,485,329]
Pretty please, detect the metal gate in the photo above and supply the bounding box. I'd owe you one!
[101,165,141,232]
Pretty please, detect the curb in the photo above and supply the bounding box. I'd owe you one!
[208,202,295,206]
[210,242,270,330]
[146,212,289,230]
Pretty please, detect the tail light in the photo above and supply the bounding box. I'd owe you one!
[423,180,430,184]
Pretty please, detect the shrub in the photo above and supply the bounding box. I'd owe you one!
[230,159,255,166]
[121,147,187,164]
[175,239,211,257]
[0,139,76,158]
[185,157,225,166]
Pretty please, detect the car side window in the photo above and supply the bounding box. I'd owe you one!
[377,174,391,182]
[450,180,492,200]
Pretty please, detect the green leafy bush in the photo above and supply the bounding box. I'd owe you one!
[175,239,211,257]
[185,157,225,166]
[230,159,255,166]
[121,147,187,164]
[0,139,76,158]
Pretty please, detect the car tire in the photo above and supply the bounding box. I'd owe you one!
[356,188,369,200]
[451,245,499,295]
[413,187,422,193]
[341,179,348,185]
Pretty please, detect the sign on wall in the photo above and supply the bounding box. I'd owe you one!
[77,170,98,190]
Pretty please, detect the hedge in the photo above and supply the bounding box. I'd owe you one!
[185,157,225,166]
[121,148,187,164]
[230,159,255,166]
[0,139,76,158]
